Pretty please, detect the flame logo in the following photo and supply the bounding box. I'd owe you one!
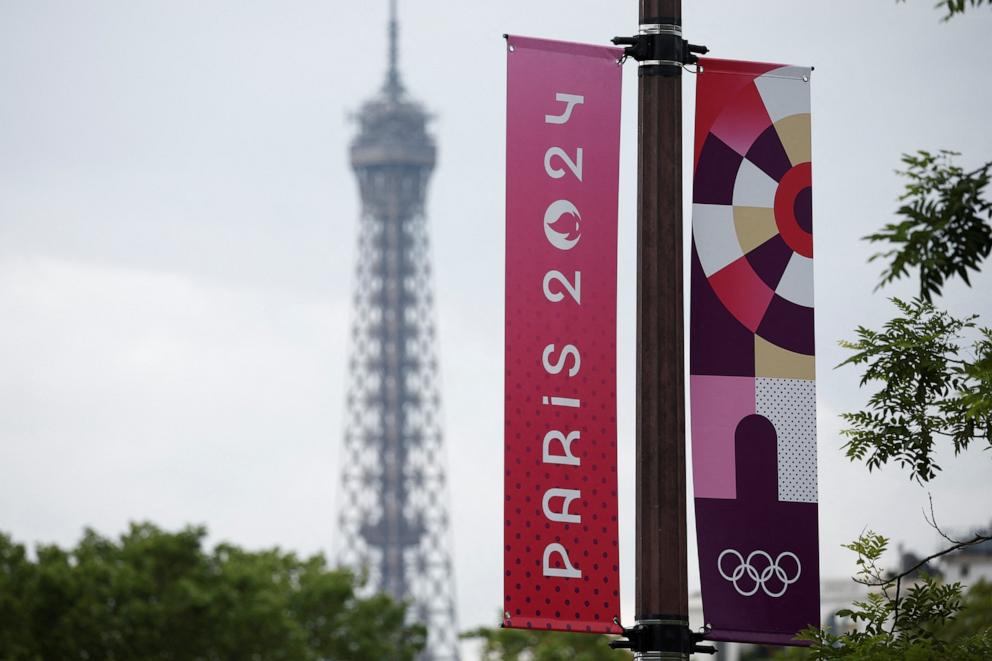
[543,199,581,251]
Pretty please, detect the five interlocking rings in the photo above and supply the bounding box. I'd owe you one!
[717,549,802,598]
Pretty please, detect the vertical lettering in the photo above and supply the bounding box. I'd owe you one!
[543,543,582,579]
[542,488,582,523]
[542,343,581,377]
[544,93,585,125]
[541,396,581,408]
[543,430,581,466]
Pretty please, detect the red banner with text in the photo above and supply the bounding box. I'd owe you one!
[503,35,623,634]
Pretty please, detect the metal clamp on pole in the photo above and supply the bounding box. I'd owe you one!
[611,20,708,76]
[609,618,716,658]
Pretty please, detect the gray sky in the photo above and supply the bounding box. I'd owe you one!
[1,0,991,652]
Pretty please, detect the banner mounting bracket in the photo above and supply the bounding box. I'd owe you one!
[611,19,708,77]
[608,617,716,656]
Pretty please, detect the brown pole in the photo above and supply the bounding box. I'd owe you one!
[635,0,688,657]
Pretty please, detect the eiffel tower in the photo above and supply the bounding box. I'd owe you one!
[336,2,459,659]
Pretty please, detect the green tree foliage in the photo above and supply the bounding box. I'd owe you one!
[935,0,990,19]
[828,147,992,652]
[803,533,967,656]
[0,523,426,660]
[826,6,992,656]
[898,0,991,20]
[757,536,992,660]
[940,580,992,641]
[865,151,992,302]
[838,298,992,482]
[462,624,630,661]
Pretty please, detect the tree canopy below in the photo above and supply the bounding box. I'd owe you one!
[0,522,425,660]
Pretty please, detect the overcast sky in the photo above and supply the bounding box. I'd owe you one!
[1,0,991,653]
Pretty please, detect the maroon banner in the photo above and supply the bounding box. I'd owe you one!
[503,35,622,634]
[690,58,819,646]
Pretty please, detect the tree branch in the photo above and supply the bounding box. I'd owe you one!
[923,493,962,546]
[854,533,992,588]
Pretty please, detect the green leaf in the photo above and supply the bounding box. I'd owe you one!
[865,151,992,301]
[838,298,991,482]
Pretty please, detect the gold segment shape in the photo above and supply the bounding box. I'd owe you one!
[733,206,779,253]
[774,113,812,167]
[755,334,816,379]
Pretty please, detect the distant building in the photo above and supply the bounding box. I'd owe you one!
[941,522,992,587]
[335,2,459,660]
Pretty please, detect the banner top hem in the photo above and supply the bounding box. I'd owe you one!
[698,56,812,80]
[505,34,623,61]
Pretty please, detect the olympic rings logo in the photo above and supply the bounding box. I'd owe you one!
[717,549,802,598]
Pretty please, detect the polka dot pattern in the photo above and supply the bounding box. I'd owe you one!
[756,377,817,503]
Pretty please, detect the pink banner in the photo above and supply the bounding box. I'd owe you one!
[503,35,622,634]
[690,58,819,646]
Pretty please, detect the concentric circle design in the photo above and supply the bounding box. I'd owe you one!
[773,162,813,258]
[692,66,814,356]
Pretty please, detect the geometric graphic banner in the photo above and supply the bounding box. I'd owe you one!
[690,58,820,646]
[504,35,623,635]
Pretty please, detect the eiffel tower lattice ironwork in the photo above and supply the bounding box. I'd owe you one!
[336,2,459,659]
